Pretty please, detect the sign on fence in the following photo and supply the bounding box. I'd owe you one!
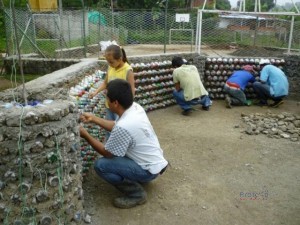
[176,14,190,23]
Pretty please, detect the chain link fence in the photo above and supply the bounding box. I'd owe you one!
[4,7,198,59]
[196,10,300,58]
[3,7,300,60]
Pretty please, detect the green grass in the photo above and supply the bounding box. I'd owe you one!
[36,40,59,58]
[0,36,6,52]
[0,73,42,92]
[202,30,234,44]
[2,73,41,82]
[200,29,290,49]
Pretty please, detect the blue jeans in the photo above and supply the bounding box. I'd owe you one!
[173,90,211,111]
[223,85,247,105]
[94,156,158,185]
[105,108,118,141]
[252,82,285,102]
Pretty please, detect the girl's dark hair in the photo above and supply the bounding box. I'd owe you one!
[107,79,133,109]
[105,44,129,63]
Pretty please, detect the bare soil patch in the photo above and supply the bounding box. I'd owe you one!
[83,100,300,225]
[0,77,14,91]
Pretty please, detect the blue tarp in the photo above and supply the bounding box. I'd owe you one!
[88,11,107,25]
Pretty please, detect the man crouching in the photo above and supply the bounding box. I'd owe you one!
[80,79,168,208]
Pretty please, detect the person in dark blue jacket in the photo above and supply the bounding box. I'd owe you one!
[224,65,256,108]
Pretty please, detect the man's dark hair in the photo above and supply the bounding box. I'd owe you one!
[107,79,133,109]
[172,56,185,68]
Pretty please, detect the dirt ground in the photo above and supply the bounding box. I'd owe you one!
[83,100,300,225]
[94,44,287,59]
[94,44,237,59]
[0,76,13,91]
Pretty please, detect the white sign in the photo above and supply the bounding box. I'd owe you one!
[175,14,190,23]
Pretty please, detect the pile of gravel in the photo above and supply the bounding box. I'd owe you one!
[231,47,285,58]
[241,112,300,142]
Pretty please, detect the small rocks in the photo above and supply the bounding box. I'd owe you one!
[65,204,75,215]
[13,219,23,225]
[24,111,39,125]
[73,211,82,222]
[293,120,300,127]
[51,200,63,210]
[30,141,44,153]
[4,170,16,181]
[0,112,5,125]
[0,180,6,190]
[246,127,254,135]
[11,194,21,204]
[280,133,290,139]
[83,214,92,223]
[241,112,300,142]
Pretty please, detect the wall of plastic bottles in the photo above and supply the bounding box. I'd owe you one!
[131,60,177,112]
[70,70,107,176]
[204,57,285,100]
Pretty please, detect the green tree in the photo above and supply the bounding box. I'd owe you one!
[216,0,231,10]
[1,0,27,7]
[102,0,191,10]
[245,0,275,12]
[111,0,157,9]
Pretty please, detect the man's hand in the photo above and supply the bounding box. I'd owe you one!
[80,113,95,123]
[89,91,97,99]
[79,125,113,158]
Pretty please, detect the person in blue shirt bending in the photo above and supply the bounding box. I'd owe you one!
[224,65,256,108]
[253,59,289,108]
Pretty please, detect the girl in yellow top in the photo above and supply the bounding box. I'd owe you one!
[89,44,135,139]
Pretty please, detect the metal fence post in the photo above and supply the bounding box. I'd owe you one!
[196,9,202,54]
[253,16,258,46]
[164,0,168,53]
[81,0,87,58]
[67,14,71,47]
[98,10,100,44]
[58,0,63,58]
[288,15,294,54]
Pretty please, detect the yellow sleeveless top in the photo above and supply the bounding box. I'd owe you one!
[105,62,132,107]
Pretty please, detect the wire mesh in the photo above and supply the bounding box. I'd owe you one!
[4,7,199,59]
[4,7,300,60]
[198,11,300,57]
